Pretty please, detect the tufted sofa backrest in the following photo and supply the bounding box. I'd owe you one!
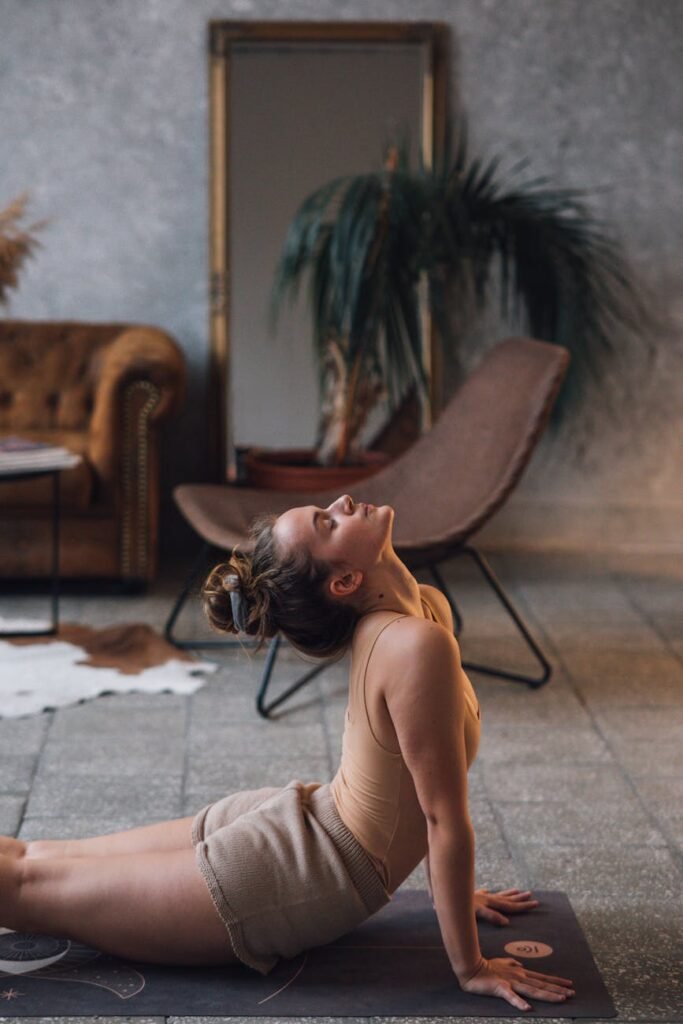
[0,321,127,432]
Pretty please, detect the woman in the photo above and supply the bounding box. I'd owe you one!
[0,495,573,1011]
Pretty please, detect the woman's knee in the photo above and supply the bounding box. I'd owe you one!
[24,838,71,860]
[0,835,27,859]
[0,853,24,931]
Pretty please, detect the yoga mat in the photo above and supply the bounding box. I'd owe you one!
[0,890,615,1017]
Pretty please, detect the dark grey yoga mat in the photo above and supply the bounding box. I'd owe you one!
[0,889,615,1017]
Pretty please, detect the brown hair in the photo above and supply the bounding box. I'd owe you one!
[202,513,359,660]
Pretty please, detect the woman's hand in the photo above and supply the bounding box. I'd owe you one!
[474,887,539,926]
[459,955,575,1011]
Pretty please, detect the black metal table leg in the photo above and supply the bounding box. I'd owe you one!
[0,467,60,638]
[51,469,60,634]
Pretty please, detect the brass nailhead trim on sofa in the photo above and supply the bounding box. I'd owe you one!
[121,380,160,579]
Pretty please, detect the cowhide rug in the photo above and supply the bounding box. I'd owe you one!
[0,619,218,718]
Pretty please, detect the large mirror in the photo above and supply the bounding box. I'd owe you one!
[208,21,450,480]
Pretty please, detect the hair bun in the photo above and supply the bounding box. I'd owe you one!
[202,555,276,639]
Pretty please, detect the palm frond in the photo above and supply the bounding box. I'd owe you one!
[434,129,655,427]
[269,109,655,461]
[268,174,353,333]
[329,175,383,336]
[465,179,653,424]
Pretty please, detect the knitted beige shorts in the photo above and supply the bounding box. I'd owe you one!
[191,779,391,975]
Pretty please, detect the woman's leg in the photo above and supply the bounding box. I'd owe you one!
[4,847,239,967]
[0,836,26,858]
[21,815,197,861]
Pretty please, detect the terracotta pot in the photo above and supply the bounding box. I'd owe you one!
[243,447,389,492]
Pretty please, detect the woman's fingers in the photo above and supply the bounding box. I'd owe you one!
[518,977,574,996]
[498,982,531,1011]
[523,968,574,986]
[511,979,572,1003]
[477,887,541,913]
[505,901,539,912]
[479,905,509,925]
[490,895,539,913]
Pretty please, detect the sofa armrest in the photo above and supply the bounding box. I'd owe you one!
[87,325,186,485]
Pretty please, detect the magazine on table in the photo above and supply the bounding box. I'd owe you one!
[0,435,81,474]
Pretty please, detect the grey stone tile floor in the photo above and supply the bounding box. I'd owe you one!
[0,547,681,1023]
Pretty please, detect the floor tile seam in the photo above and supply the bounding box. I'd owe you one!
[30,770,186,782]
[164,1018,679,1024]
[15,708,53,840]
[481,757,619,771]
[179,691,193,815]
[487,792,676,814]
[611,566,683,670]
[481,789,534,885]
[489,838,671,850]
[322,682,344,779]
[481,552,595,710]
[494,563,683,878]
[314,668,338,782]
[458,555,570,883]
[591,704,683,715]
[497,569,683,847]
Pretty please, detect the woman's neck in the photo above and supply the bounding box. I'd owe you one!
[357,551,424,619]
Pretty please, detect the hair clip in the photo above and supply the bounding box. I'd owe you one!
[226,574,248,633]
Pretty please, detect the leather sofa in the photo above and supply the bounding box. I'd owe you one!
[0,321,186,584]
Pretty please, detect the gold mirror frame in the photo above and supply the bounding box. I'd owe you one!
[207,20,451,481]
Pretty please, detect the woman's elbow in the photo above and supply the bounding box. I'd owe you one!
[426,809,474,842]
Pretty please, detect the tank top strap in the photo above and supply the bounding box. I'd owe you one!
[354,612,407,681]
[348,612,407,753]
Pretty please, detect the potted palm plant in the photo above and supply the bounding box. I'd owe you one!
[250,121,650,488]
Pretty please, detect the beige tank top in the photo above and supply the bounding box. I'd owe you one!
[330,587,481,894]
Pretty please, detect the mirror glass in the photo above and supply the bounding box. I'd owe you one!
[227,39,430,467]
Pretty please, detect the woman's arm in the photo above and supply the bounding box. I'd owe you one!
[380,619,575,1010]
[380,618,482,982]
[423,851,433,904]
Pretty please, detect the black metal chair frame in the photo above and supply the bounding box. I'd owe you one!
[165,539,551,719]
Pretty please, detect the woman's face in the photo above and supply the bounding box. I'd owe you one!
[273,494,393,574]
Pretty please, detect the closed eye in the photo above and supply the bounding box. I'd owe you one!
[313,509,337,534]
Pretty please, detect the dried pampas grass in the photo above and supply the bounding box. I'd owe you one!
[0,191,50,306]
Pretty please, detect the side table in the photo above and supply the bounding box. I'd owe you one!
[0,466,70,637]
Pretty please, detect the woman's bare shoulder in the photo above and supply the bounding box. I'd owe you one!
[375,612,460,673]
[375,617,467,790]
[418,583,454,631]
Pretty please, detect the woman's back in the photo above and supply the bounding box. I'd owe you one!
[330,584,481,893]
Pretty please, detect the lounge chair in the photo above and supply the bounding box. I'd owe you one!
[165,336,570,717]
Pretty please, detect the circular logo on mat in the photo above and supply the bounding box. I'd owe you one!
[504,940,554,958]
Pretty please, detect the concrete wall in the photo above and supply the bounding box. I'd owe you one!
[2,0,681,556]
